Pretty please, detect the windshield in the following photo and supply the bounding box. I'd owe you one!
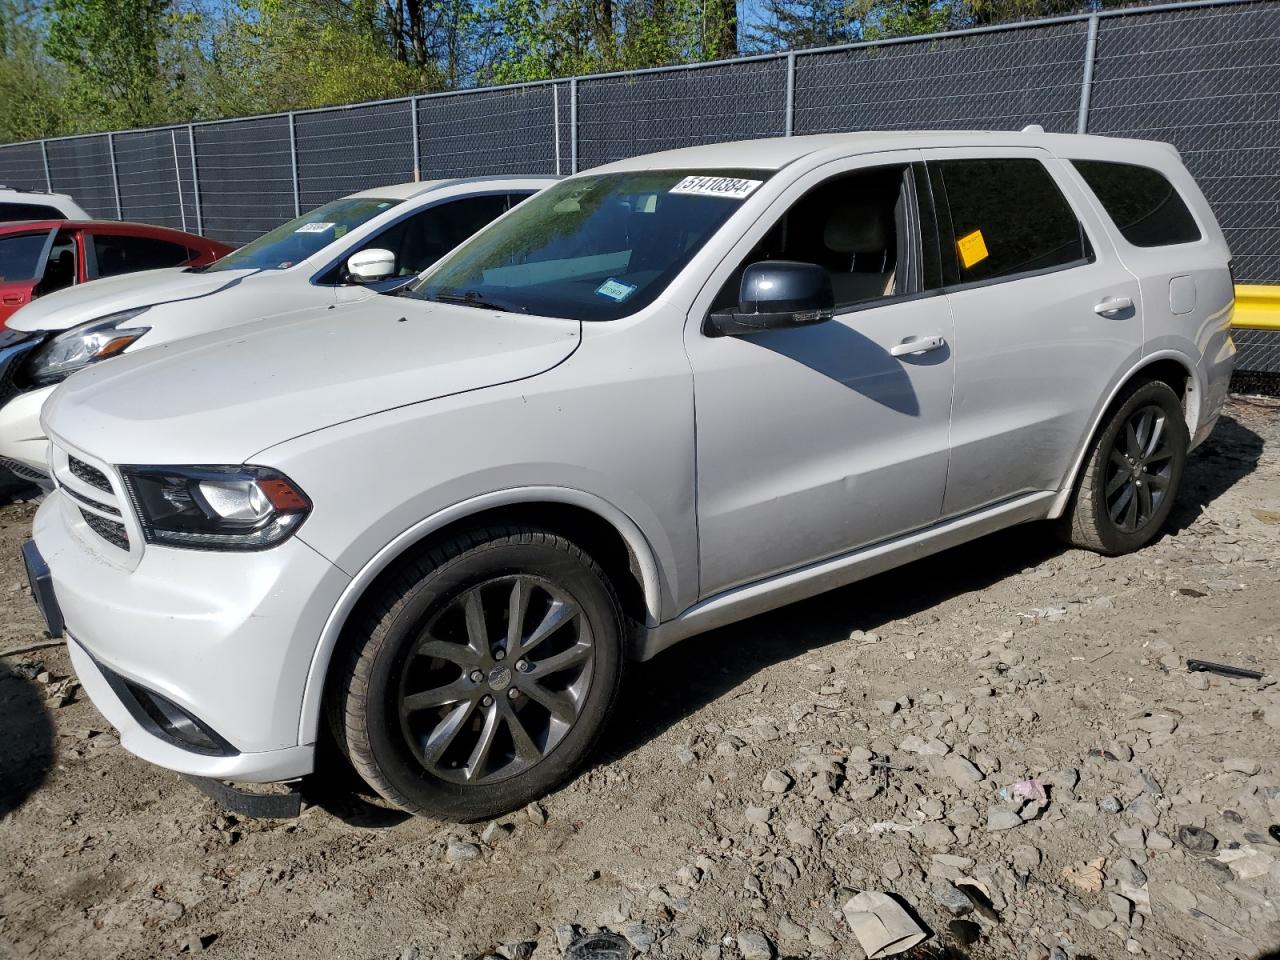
[408,170,771,321]
[202,196,403,272]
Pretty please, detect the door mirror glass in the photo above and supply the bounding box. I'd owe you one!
[708,260,834,336]
[346,248,396,282]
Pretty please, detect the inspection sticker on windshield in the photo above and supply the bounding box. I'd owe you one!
[670,176,762,199]
[596,278,637,302]
[957,229,989,269]
[295,222,336,234]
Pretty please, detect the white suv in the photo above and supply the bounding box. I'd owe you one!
[24,131,1235,821]
[0,186,90,222]
[0,176,556,480]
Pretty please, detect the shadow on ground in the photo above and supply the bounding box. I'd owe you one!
[0,467,38,508]
[0,660,55,817]
[602,413,1266,766]
[1166,414,1264,533]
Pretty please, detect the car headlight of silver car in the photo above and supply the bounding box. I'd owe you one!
[26,307,152,385]
[119,465,311,551]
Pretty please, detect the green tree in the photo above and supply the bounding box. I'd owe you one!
[0,1,69,141]
[44,0,189,129]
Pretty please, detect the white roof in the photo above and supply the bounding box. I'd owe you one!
[350,176,559,200]
[589,130,1173,174]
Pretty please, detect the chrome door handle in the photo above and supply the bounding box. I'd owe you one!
[1094,296,1133,316]
[890,335,946,357]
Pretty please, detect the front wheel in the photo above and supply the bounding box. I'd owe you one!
[331,527,625,821]
[1057,379,1189,555]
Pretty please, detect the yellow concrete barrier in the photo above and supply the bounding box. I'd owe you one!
[1234,285,1280,331]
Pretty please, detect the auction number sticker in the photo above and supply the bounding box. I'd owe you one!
[296,222,336,234]
[670,176,763,199]
[957,229,989,269]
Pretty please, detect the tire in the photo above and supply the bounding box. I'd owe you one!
[1057,379,1189,555]
[331,526,625,821]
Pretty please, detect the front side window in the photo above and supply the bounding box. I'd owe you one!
[713,163,934,313]
[0,231,50,282]
[322,193,519,284]
[203,196,403,273]
[0,201,63,222]
[934,158,1090,285]
[93,234,191,277]
[1072,160,1202,247]
[409,171,770,321]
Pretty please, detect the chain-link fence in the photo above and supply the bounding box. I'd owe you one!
[1,0,1278,368]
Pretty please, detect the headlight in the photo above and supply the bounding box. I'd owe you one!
[26,307,152,385]
[119,465,311,551]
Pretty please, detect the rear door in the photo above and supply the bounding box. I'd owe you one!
[924,148,1143,518]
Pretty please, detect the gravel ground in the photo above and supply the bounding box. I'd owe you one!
[1,396,1279,960]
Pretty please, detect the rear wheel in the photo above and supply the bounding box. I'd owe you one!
[332,527,625,821]
[1057,379,1188,555]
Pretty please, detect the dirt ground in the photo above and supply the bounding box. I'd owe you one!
[1,396,1279,960]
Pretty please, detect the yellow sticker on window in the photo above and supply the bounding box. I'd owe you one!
[957,229,989,269]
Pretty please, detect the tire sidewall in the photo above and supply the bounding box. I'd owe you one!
[358,538,623,821]
[1088,381,1189,554]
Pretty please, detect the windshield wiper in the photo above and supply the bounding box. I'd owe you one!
[431,290,527,314]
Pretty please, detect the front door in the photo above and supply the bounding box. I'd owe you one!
[686,154,956,598]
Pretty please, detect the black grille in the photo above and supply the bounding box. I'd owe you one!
[0,331,43,410]
[80,508,129,550]
[68,457,113,493]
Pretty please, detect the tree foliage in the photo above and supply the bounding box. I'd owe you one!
[0,0,1112,144]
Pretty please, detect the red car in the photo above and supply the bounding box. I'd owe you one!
[0,220,231,326]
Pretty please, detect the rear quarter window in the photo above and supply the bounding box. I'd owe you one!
[0,201,63,222]
[1071,160,1202,247]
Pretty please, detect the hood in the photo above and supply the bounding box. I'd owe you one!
[43,296,580,465]
[6,267,257,333]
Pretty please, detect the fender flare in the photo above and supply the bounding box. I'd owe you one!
[1047,349,1203,519]
[296,485,666,744]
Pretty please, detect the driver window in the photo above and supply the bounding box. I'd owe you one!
[713,164,924,313]
[365,195,511,279]
[35,230,77,296]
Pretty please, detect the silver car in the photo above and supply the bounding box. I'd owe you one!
[27,130,1235,821]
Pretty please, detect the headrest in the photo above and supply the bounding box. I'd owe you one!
[823,202,888,254]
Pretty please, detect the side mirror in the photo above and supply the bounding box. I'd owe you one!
[708,261,834,337]
[346,248,396,283]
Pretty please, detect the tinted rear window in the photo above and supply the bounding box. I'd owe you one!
[93,234,192,276]
[1072,160,1202,247]
[934,158,1090,285]
[0,201,62,222]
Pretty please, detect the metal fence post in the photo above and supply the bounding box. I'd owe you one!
[411,97,421,181]
[107,132,123,219]
[1077,14,1100,135]
[40,141,52,192]
[785,52,796,136]
[288,112,301,217]
[570,78,579,174]
[553,84,561,176]
[170,128,187,232]
[188,124,203,236]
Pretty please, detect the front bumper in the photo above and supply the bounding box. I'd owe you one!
[0,383,54,477]
[33,491,351,782]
